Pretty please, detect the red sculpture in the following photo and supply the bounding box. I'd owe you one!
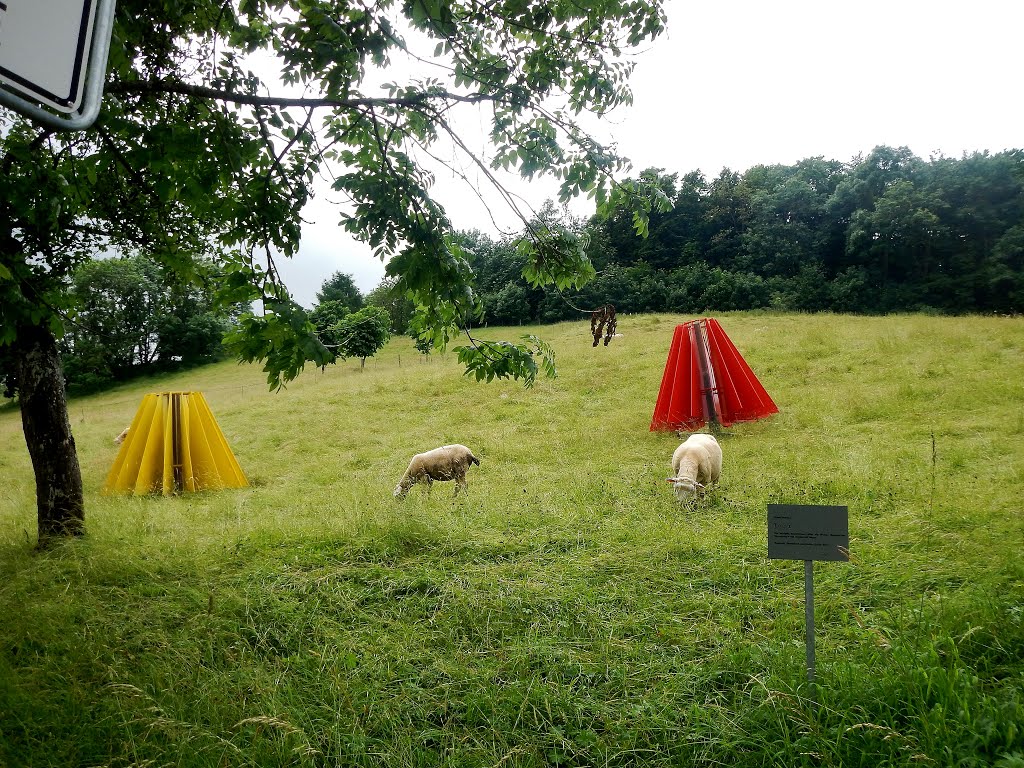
[650,318,778,431]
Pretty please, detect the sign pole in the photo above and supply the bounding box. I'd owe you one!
[804,559,815,682]
[767,504,849,690]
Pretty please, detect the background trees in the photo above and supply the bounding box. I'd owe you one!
[460,148,1024,323]
[60,256,232,391]
[61,257,164,390]
[44,143,1024,402]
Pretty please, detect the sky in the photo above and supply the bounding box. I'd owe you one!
[276,0,1024,307]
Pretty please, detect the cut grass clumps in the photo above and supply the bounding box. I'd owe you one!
[1,312,1023,767]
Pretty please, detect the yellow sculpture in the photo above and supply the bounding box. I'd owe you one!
[104,392,248,495]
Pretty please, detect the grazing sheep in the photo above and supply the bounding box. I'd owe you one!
[394,444,480,499]
[667,433,722,502]
[114,426,130,445]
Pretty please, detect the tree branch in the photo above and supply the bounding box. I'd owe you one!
[107,79,497,110]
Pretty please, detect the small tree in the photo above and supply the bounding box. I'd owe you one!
[335,306,391,368]
[411,332,433,356]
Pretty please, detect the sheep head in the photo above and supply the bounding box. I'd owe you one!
[666,476,704,502]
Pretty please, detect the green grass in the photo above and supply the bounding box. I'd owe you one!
[1,312,1023,767]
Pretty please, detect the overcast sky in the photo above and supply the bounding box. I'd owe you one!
[277,0,1024,307]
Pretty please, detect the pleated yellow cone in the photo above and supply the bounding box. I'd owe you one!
[103,392,248,495]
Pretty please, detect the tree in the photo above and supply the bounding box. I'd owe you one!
[154,271,237,370]
[60,255,233,391]
[61,256,164,388]
[1,0,667,543]
[365,276,415,334]
[987,226,1024,312]
[488,282,531,325]
[335,306,391,367]
[315,271,363,314]
[703,169,752,268]
[846,179,945,309]
[739,161,839,279]
[309,299,352,355]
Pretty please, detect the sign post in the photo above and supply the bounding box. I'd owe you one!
[768,504,849,682]
[0,0,117,130]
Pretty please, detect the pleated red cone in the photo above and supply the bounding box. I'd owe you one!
[650,318,778,431]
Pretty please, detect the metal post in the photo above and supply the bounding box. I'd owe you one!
[805,559,815,682]
[692,320,720,431]
[171,393,183,493]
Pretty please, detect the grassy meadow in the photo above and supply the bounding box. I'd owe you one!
[1,312,1023,767]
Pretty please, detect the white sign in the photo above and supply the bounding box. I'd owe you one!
[0,0,98,113]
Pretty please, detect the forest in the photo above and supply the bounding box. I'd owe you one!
[464,145,1024,326]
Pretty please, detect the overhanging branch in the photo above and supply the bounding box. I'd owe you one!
[107,80,497,111]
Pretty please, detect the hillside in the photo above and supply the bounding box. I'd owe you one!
[1,312,1022,767]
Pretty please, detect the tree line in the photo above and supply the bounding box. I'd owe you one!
[460,146,1024,325]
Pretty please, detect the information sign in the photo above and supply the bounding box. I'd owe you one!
[768,504,849,561]
[767,503,850,686]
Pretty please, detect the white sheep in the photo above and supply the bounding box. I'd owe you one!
[394,444,481,499]
[667,433,722,502]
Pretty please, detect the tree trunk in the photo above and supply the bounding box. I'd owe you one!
[13,322,85,544]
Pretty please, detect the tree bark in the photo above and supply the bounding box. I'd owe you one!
[13,322,85,544]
